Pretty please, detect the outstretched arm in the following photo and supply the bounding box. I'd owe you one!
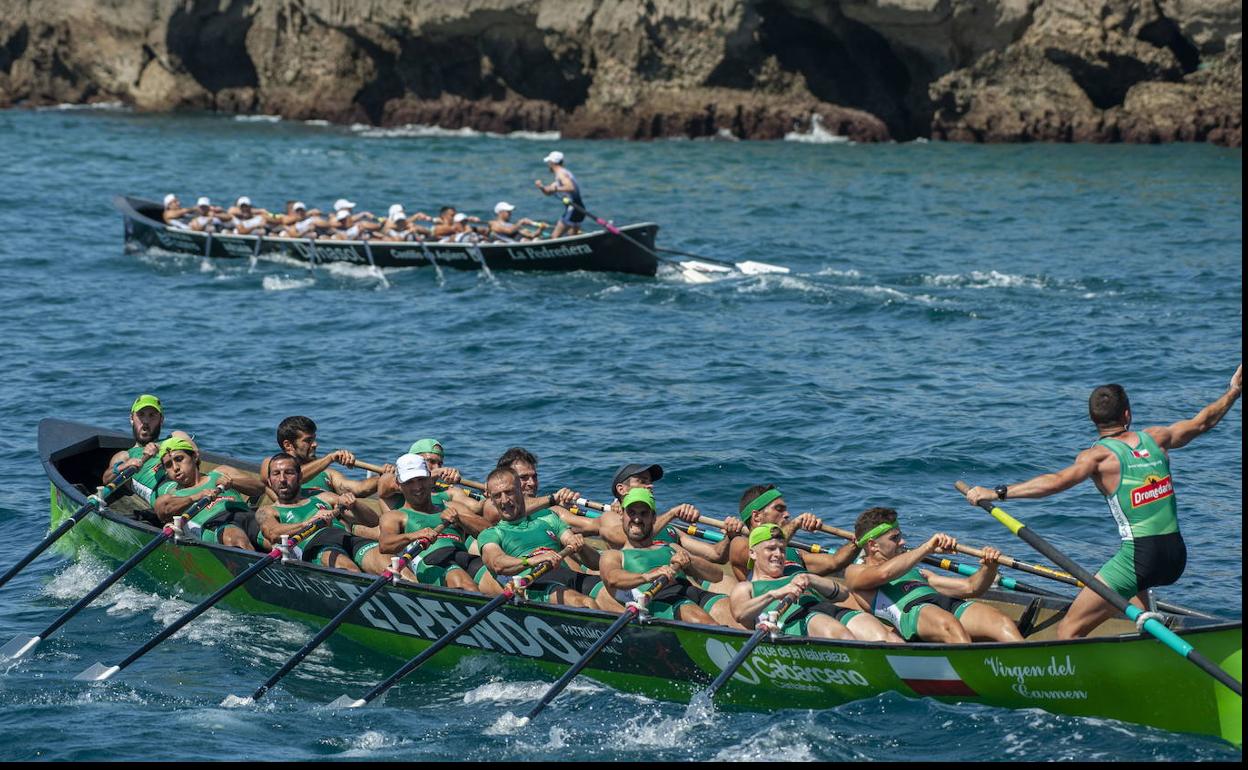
[1147,364,1242,450]
[965,446,1105,506]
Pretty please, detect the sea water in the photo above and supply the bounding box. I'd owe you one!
[0,108,1240,760]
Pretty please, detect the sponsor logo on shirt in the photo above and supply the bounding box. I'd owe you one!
[1131,475,1173,508]
[1131,447,1150,458]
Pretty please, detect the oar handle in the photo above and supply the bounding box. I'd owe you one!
[514,545,578,590]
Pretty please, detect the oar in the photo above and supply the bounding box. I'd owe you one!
[352,459,487,494]
[523,575,672,722]
[245,524,448,702]
[695,595,795,704]
[0,487,228,661]
[74,517,327,682]
[0,464,142,591]
[954,481,1242,697]
[328,545,576,709]
[554,196,790,277]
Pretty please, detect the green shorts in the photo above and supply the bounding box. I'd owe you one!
[895,596,974,641]
[1097,533,1187,598]
[197,509,260,547]
[779,600,861,636]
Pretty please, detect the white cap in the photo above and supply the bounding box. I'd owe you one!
[196,196,211,207]
[452,212,468,223]
[388,203,405,217]
[163,193,177,207]
[236,196,251,207]
[333,198,356,210]
[292,201,306,211]
[494,201,515,214]
[395,453,430,482]
[393,211,407,221]
[543,151,564,164]
[335,209,350,221]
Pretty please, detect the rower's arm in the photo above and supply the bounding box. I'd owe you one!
[597,550,654,592]
[328,469,381,498]
[256,504,335,543]
[1148,366,1242,450]
[985,447,1103,502]
[596,507,627,549]
[671,530,730,563]
[300,454,336,482]
[920,570,986,599]
[729,582,783,628]
[552,505,600,535]
[378,510,426,554]
[805,574,850,602]
[480,542,534,577]
[153,488,215,522]
[103,448,144,484]
[683,552,727,584]
[563,530,602,570]
[215,465,267,499]
[800,541,862,576]
[843,545,935,590]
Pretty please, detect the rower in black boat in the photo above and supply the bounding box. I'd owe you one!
[963,365,1243,639]
[534,150,584,239]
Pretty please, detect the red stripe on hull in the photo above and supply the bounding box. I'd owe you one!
[901,678,978,696]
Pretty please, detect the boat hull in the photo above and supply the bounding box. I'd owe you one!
[39,419,1242,745]
[114,196,660,276]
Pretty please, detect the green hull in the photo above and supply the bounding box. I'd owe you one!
[40,420,1243,745]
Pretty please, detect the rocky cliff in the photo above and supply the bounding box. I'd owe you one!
[0,0,1239,145]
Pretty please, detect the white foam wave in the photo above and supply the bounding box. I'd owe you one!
[351,123,560,141]
[303,119,331,126]
[322,262,389,281]
[924,270,1045,289]
[607,704,716,750]
[233,114,282,123]
[710,726,818,762]
[484,711,531,735]
[42,102,128,112]
[461,678,602,705]
[813,267,862,278]
[262,275,316,291]
[784,114,851,144]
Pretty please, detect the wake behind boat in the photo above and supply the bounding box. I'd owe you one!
[115,195,661,277]
[20,419,1244,746]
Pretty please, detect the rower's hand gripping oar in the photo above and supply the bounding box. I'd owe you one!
[523,575,673,722]
[1,486,229,661]
[954,481,1242,697]
[0,464,142,592]
[697,595,796,704]
[328,544,577,709]
[245,524,449,702]
[553,195,790,277]
[75,517,328,682]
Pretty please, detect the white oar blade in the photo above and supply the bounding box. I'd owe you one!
[679,260,734,274]
[328,694,367,709]
[0,634,41,660]
[735,260,790,275]
[74,662,120,682]
[680,268,714,284]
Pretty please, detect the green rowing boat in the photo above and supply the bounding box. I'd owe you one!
[37,419,1242,745]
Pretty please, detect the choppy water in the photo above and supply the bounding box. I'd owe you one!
[0,108,1240,761]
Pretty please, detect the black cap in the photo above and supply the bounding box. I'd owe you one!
[611,463,664,497]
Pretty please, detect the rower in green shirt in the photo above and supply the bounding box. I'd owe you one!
[378,453,499,592]
[102,394,191,508]
[843,507,1022,643]
[729,524,902,642]
[598,488,733,625]
[477,465,612,609]
[152,436,266,550]
[728,485,862,582]
[254,452,395,576]
[965,365,1242,639]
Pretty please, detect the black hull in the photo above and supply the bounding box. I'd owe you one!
[115,196,660,276]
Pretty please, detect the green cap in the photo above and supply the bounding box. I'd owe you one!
[748,524,785,550]
[131,394,163,414]
[619,487,656,513]
[158,436,198,459]
[408,438,444,457]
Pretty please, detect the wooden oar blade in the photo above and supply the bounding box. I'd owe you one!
[328,694,367,709]
[74,662,120,682]
[0,634,41,661]
[735,260,790,275]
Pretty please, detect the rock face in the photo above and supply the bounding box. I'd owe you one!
[0,0,1239,145]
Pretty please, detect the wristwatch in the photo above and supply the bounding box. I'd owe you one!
[994,484,1009,500]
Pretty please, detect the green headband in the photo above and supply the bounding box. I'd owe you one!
[739,488,782,522]
[158,436,197,459]
[856,521,897,547]
[131,394,162,414]
[409,438,444,457]
[619,487,656,513]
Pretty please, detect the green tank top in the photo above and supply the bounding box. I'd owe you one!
[870,567,938,626]
[396,505,463,554]
[476,511,568,557]
[301,468,333,495]
[750,572,821,623]
[783,546,806,576]
[622,544,684,579]
[125,445,166,505]
[1095,432,1179,540]
[157,470,249,528]
[273,496,343,531]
